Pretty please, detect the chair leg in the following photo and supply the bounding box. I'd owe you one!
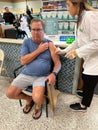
[46,97,49,117]
[45,83,48,117]
[19,99,22,107]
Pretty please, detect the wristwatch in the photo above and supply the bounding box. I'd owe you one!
[52,72,57,77]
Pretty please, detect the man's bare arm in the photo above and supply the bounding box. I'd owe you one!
[20,42,48,65]
[46,42,61,86]
[49,42,61,73]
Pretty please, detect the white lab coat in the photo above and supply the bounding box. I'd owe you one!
[19,15,31,37]
[64,11,98,75]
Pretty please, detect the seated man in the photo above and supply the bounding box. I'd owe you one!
[6,18,61,120]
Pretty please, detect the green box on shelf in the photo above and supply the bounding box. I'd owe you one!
[66,38,75,44]
[60,35,75,44]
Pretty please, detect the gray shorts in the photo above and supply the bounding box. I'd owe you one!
[11,74,46,89]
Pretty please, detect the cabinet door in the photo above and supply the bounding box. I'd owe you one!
[45,18,58,35]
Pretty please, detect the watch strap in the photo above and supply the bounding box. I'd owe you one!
[52,72,57,77]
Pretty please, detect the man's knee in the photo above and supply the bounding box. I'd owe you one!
[6,85,22,99]
[33,93,42,102]
[32,87,45,103]
[6,89,14,99]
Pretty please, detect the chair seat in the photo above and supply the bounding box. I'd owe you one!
[22,86,32,96]
[25,86,32,92]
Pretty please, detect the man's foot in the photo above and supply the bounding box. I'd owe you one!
[32,105,42,120]
[23,100,34,114]
[76,90,83,98]
[70,103,87,112]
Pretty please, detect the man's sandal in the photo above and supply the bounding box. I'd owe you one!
[32,105,42,120]
[23,100,34,114]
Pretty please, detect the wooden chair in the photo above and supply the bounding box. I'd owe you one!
[0,49,10,79]
[13,64,58,117]
[0,49,4,75]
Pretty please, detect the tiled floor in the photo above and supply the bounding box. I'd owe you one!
[0,77,98,130]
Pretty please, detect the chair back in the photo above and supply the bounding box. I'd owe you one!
[0,49,4,74]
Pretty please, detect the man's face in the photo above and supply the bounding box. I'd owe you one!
[31,21,44,44]
[5,7,9,12]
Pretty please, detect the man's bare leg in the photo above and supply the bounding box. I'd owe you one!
[32,86,45,119]
[6,85,32,102]
[6,85,34,113]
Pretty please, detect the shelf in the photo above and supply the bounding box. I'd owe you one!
[42,0,65,2]
[42,8,67,11]
[59,30,75,34]
[42,0,66,11]
[41,0,76,35]
[58,20,76,22]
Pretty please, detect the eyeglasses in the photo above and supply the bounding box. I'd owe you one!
[31,28,43,32]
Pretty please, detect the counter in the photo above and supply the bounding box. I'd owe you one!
[0,38,81,94]
[0,38,23,44]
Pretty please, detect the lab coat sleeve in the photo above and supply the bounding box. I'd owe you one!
[62,39,78,53]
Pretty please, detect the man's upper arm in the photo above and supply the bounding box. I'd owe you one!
[49,42,61,73]
[20,40,29,57]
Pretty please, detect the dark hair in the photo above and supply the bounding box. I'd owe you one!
[4,7,8,10]
[30,18,45,31]
[69,0,96,28]
[26,10,31,16]
[75,2,89,28]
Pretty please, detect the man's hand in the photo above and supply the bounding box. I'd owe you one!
[38,42,49,53]
[45,73,56,86]
[20,42,49,65]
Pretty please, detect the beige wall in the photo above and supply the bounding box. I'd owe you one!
[0,0,41,14]
[0,0,33,2]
